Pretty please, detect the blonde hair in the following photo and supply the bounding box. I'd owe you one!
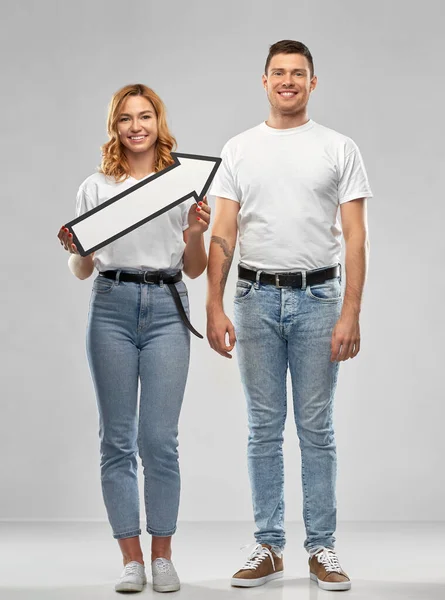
[100,84,176,182]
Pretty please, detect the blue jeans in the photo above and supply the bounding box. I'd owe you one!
[86,272,190,539]
[233,269,342,553]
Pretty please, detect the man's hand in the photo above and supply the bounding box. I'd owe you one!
[207,309,236,359]
[330,314,360,362]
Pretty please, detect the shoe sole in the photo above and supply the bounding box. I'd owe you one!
[115,581,146,593]
[310,572,351,591]
[231,571,283,587]
[153,583,181,592]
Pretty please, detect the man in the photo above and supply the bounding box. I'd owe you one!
[206,40,372,591]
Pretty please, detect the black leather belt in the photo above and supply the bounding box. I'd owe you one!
[238,264,340,288]
[101,270,203,339]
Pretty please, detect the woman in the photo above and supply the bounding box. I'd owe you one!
[57,84,210,593]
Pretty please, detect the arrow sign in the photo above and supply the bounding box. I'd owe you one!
[65,152,221,256]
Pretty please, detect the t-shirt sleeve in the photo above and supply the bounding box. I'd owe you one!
[338,141,373,204]
[182,198,196,231]
[208,143,240,202]
[75,185,95,217]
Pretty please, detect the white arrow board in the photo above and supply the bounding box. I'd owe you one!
[65,152,221,256]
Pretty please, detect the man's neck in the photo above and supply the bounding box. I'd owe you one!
[266,109,310,130]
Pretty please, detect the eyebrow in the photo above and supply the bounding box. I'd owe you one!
[270,68,308,73]
[119,110,154,117]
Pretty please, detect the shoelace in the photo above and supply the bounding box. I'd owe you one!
[315,548,342,573]
[153,558,172,574]
[123,562,142,576]
[240,543,275,571]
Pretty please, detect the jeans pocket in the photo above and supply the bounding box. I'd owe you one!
[234,279,255,300]
[164,281,188,297]
[93,275,115,294]
[306,278,342,302]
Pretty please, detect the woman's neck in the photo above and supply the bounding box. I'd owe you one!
[126,147,156,180]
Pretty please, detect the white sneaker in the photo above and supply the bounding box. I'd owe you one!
[152,558,180,592]
[115,561,147,593]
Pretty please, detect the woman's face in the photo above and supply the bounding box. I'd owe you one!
[116,95,158,155]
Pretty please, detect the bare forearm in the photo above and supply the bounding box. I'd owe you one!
[206,234,236,313]
[68,254,95,280]
[342,235,369,317]
[183,232,207,279]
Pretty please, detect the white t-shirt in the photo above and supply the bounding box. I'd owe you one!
[75,172,195,272]
[210,119,373,271]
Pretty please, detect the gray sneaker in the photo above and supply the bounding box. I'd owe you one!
[115,561,147,593]
[151,558,180,592]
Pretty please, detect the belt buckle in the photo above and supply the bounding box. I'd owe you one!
[275,273,286,288]
[143,271,151,283]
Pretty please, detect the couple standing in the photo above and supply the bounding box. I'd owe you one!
[58,39,372,594]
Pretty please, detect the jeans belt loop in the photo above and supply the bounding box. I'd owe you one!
[115,269,121,284]
[301,270,307,291]
[159,272,164,288]
[338,262,342,284]
[254,270,262,290]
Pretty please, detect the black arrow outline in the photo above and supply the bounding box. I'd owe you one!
[64,152,222,257]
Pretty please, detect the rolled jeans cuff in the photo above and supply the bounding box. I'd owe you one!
[146,525,177,537]
[113,528,142,540]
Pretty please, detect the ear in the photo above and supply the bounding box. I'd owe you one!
[262,73,268,90]
[310,75,318,93]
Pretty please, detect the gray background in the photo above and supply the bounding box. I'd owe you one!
[1,0,444,525]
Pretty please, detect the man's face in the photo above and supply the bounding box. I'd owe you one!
[262,53,317,116]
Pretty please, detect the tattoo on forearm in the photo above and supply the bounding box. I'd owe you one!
[211,236,235,294]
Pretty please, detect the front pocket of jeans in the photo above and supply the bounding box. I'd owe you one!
[234,280,255,300]
[93,276,115,294]
[306,280,342,302]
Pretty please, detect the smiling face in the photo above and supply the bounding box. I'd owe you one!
[117,95,158,155]
[262,53,317,118]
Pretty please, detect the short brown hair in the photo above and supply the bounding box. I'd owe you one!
[265,40,314,78]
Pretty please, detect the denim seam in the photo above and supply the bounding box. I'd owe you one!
[137,282,144,335]
[277,369,287,545]
[301,457,311,532]
[278,290,288,340]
